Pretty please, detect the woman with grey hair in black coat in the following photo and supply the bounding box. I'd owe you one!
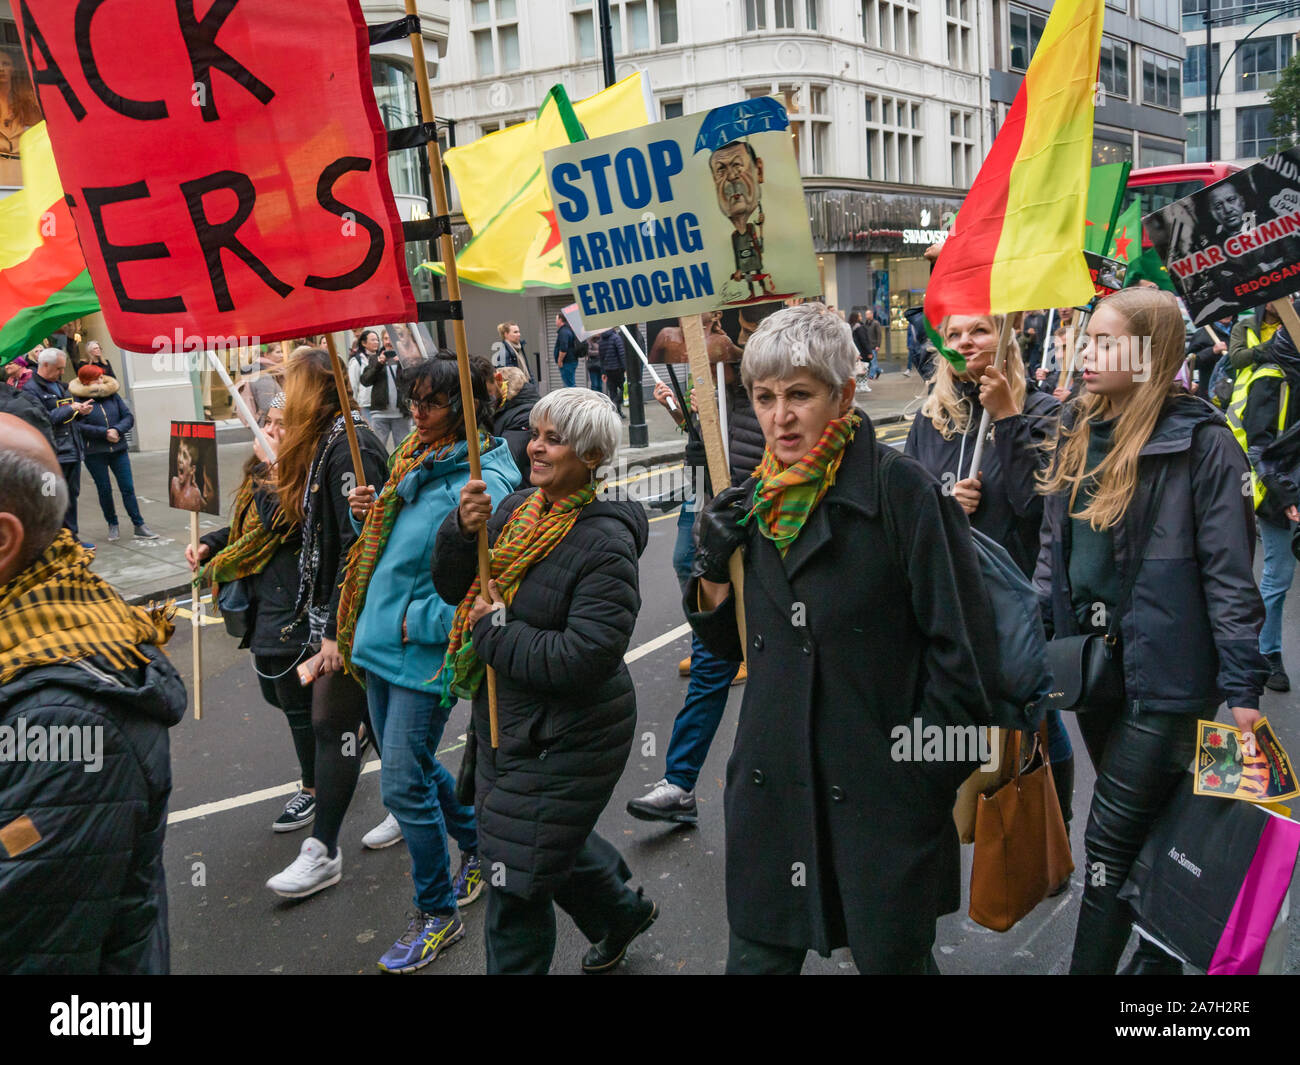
[688,302,998,974]
[431,387,656,974]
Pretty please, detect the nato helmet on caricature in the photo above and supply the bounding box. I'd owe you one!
[696,97,789,303]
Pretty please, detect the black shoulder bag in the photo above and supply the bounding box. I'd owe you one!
[1041,461,1168,713]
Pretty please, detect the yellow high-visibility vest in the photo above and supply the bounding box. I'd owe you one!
[1227,362,1289,509]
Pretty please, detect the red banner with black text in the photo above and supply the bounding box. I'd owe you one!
[14,0,416,350]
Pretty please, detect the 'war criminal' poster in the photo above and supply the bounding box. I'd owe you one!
[1146,149,1300,324]
[544,98,820,330]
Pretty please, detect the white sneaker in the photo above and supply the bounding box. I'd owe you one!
[863,382,873,392]
[902,369,912,377]
[362,812,404,850]
[266,837,342,898]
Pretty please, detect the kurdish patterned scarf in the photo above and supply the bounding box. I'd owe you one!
[198,470,291,592]
[740,409,861,556]
[437,482,598,704]
[0,530,174,685]
[335,430,468,677]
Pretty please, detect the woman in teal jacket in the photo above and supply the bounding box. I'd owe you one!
[339,354,520,973]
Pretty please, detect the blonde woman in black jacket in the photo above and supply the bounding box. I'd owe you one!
[1035,288,1268,974]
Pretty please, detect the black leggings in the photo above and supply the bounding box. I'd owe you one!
[309,669,371,856]
[254,652,315,789]
[1069,698,1199,974]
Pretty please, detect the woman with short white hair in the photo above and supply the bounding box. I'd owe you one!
[688,302,998,974]
[431,387,656,973]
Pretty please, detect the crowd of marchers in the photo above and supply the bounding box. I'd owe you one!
[0,282,1291,975]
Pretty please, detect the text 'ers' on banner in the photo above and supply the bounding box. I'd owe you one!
[15,0,415,350]
[544,97,820,330]
[1146,148,1300,325]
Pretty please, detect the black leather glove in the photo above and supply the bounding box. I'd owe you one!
[691,485,750,584]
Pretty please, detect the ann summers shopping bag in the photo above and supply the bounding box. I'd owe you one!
[1119,776,1300,974]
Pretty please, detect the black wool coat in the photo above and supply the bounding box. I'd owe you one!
[687,418,998,967]
[432,491,649,899]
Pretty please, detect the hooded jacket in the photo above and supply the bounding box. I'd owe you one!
[72,375,134,458]
[0,647,186,973]
[905,383,1060,577]
[1034,395,1267,713]
[349,437,520,690]
[431,491,648,899]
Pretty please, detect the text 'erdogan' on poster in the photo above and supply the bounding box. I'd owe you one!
[543,97,820,330]
[1146,148,1300,325]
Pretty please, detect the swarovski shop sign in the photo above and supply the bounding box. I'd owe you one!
[806,188,965,254]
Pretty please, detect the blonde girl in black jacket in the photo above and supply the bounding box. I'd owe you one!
[1035,288,1268,974]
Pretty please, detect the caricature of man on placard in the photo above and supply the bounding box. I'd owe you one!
[711,141,775,302]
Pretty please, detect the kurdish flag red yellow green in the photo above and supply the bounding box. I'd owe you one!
[925,0,1103,337]
[0,121,98,363]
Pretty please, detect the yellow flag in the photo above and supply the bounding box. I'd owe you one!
[427,73,652,292]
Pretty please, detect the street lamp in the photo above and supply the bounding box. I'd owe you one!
[1203,0,1300,161]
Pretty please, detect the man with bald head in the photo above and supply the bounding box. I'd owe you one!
[0,415,185,973]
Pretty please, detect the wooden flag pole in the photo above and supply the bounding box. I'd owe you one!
[965,316,1016,479]
[190,511,203,721]
[322,333,366,483]
[681,314,746,650]
[405,0,501,747]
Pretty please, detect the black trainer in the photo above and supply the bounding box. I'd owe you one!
[1265,652,1291,692]
[273,789,317,832]
[581,889,657,973]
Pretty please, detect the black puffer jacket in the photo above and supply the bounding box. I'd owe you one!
[1035,395,1268,712]
[360,355,410,416]
[0,647,185,973]
[491,381,540,436]
[0,384,54,449]
[905,384,1060,577]
[431,491,648,899]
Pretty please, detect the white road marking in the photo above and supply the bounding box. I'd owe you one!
[167,622,695,825]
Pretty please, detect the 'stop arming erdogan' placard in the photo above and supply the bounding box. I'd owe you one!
[14,0,415,350]
[544,98,820,330]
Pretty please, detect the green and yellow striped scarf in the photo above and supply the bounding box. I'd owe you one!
[438,483,597,703]
[740,409,861,555]
[198,472,292,593]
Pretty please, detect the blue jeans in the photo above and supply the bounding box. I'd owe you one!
[1258,516,1296,658]
[365,674,477,915]
[1043,706,1072,764]
[587,363,603,391]
[672,499,696,590]
[555,357,577,388]
[664,631,739,791]
[84,450,144,527]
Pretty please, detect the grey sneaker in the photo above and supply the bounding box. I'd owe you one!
[107,523,120,542]
[626,778,697,824]
[133,524,160,540]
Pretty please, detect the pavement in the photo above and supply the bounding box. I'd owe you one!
[83,369,926,603]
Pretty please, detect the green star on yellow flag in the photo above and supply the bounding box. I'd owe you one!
[424,73,652,293]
